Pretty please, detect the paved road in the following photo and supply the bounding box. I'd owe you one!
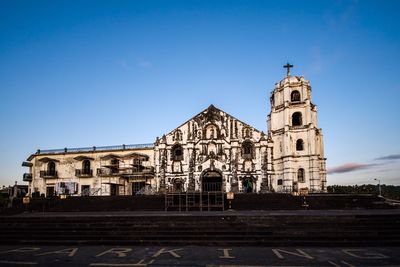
[0,246,399,267]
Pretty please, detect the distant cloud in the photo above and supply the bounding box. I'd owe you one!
[375,154,400,161]
[328,163,377,174]
[308,46,323,73]
[116,59,153,69]
[382,177,400,185]
[116,59,129,69]
[306,45,342,75]
[324,0,358,29]
[138,60,152,68]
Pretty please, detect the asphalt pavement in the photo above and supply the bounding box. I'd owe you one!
[1,245,399,267]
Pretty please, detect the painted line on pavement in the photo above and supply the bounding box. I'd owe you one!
[0,260,38,265]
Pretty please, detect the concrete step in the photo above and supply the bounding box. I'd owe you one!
[2,212,399,246]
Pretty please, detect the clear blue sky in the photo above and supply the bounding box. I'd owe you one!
[1,0,399,186]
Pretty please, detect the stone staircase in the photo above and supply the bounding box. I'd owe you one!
[5,194,391,215]
[1,212,399,246]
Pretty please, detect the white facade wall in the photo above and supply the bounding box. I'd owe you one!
[26,148,154,197]
[153,105,270,194]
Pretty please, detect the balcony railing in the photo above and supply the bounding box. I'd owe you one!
[36,143,154,155]
[23,173,32,182]
[289,125,309,130]
[40,171,58,178]
[97,167,155,177]
[75,169,93,177]
[289,100,305,106]
[97,168,120,176]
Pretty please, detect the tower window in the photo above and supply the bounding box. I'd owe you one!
[291,90,301,102]
[277,179,283,186]
[292,112,302,126]
[296,139,304,151]
[298,168,305,183]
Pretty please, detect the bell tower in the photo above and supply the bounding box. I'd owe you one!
[267,64,327,193]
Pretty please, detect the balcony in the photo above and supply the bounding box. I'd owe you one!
[23,173,32,182]
[97,168,120,176]
[75,169,93,178]
[40,171,58,178]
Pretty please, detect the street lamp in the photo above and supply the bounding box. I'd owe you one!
[374,178,382,197]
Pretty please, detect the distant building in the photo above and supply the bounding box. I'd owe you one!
[0,182,28,198]
[22,68,327,196]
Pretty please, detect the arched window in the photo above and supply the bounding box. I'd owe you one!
[243,128,251,138]
[296,139,304,151]
[298,168,305,183]
[242,141,254,159]
[172,145,184,161]
[174,130,182,141]
[133,158,141,166]
[82,160,91,175]
[292,112,302,126]
[47,161,56,176]
[277,179,283,186]
[291,90,301,102]
[111,158,119,174]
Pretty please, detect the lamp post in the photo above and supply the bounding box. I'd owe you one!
[227,191,234,211]
[374,178,382,197]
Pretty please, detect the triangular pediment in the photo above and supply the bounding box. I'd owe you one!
[158,104,264,144]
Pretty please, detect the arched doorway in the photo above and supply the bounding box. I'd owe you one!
[202,170,222,192]
[242,176,254,193]
[173,178,184,193]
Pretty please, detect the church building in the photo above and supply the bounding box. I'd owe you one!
[22,66,327,196]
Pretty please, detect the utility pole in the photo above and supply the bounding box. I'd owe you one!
[374,178,382,197]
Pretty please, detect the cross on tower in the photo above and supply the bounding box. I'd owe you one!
[283,62,293,76]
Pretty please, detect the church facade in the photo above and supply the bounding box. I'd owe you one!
[22,70,327,197]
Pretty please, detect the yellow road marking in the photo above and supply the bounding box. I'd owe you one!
[218,248,235,259]
[0,260,37,265]
[152,248,183,258]
[96,248,132,258]
[328,260,355,267]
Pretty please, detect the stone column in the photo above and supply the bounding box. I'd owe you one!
[259,150,270,193]
[230,148,239,193]
[187,148,196,192]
